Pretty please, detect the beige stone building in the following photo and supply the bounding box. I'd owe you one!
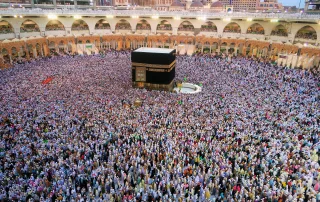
[217,0,259,12]
[256,0,283,12]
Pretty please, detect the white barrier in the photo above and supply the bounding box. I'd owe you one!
[173,82,202,94]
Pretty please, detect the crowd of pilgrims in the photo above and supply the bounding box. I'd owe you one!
[0,50,319,202]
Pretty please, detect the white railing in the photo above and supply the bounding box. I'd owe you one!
[0,8,319,20]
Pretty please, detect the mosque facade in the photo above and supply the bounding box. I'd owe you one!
[0,9,320,69]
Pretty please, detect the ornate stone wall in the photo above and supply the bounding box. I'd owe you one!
[1,34,320,70]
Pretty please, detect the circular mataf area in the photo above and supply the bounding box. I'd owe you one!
[173,82,202,94]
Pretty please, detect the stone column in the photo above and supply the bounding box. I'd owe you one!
[249,46,253,57]
[31,0,35,8]
[255,47,259,58]
[40,46,44,57]
[8,53,12,64]
[25,48,30,60]
[18,50,21,59]
[93,0,96,10]
[53,0,57,9]
[242,46,246,56]
[172,27,178,35]
[33,47,37,58]
[74,0,77,9]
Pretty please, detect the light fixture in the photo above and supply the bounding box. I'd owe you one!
[197,16,206,21]
[270,19,278,23]
[174,16,181,20]
[106,15,114,19]
[14,15,17,18]
[19,15,23,18]
[152,16,159,19]
[48,14,57,19]
[223,18,231,21]
[74,15,82,19]
[132,15,139,19]
[304,43,308,47]
[247,18,253,22]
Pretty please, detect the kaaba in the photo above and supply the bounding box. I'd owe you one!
[131,48,176,91]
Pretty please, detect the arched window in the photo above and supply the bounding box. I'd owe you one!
[46,20,65,31]
[223,22,241,33]
[20,20,40,33]
[178,21,194,31]
[157,20,172,31]
[71,20,89,31]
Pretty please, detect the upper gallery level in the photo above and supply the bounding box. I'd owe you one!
[0,8,317,20]
[0,7,319,46]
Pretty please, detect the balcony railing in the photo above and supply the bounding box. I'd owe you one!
[0,8,319,21]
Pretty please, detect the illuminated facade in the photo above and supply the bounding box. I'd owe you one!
[305,0,320,12]
[256,0,283,12]
[217,0,258,11]
[0,9,319,70]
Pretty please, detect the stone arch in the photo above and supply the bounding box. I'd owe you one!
[26,44,33,57]
[67,40,73,51]
[221,42,227,46]
[200,21,217,32]
[212,42,219,51]
[115,19,131,30]
[230,42,236,47]
[178,21,194,31]
[294,25,317,40]
[95,19,110,30]
[45,20,65,31]
[59,40,65,46]
[11,47,18,59]
[247,23,265,35]
[20,19,40,33]
[157,20,172,31]
[2,48,10,63]
[202,41,211,53]
[271,25,288,37]
[136,19,151,31]
[20,45,27,58]
[220,42,228,53]
[48,41,56,50]
[223,22,241,33]
[35,43,42,56]
[0,20,14,34]
[71,20,89,31]
[58,41,65,52]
